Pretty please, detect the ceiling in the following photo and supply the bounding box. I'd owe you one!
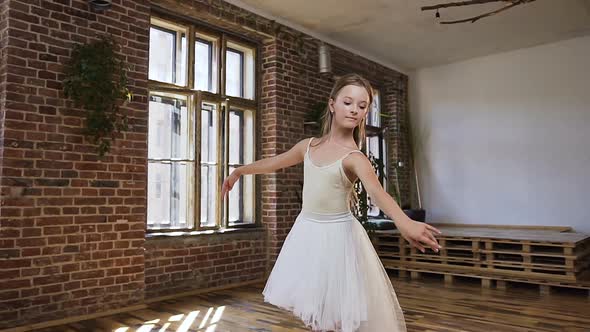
[225,0,590,72]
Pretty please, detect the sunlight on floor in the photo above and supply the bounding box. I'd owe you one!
[112,306,226,332]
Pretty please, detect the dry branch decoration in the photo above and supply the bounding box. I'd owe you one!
[422,0,537,24]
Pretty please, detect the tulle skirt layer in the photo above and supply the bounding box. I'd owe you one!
[262,209,406,332]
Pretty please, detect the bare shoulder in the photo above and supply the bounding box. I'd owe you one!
[291,137,315,157]
[342,150,371,171]
[291,137,314,148]
[300,137,315,148]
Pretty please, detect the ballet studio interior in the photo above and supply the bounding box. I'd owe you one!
[1,0,589,331]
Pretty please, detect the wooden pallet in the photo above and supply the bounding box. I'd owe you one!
[372,224,590,292]
[387,263,590,297]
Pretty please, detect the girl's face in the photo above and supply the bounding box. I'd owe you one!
[329,84,370,129]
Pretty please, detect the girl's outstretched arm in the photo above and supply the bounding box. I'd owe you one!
[344,153,443,253]
[221,137,311,199]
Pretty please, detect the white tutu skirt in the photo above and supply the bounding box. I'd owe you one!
[262,209,407,332]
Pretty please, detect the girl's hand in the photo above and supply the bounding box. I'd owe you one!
[397,219,442,253]
[221,170,241,199]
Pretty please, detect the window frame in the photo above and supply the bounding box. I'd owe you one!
[147,13,260,233]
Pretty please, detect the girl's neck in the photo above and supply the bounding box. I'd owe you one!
[325,132,358,150]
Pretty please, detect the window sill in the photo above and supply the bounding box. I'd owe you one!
[146,226,264,239]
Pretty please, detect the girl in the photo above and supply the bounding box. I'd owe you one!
[221,73,442,332]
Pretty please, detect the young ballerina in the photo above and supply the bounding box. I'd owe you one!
[221,73,442,332]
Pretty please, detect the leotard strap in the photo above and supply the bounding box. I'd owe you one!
[339,149,363,162]
[306,137,314,154]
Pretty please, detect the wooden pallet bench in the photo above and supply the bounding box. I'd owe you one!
[372,224,590,297]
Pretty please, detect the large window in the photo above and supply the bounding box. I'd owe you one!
[365,90,387,218]
[147,17,257,232]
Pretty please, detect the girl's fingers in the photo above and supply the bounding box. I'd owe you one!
[221,180,231,198]
[410,239,425,253]
[426,224,442,235]
[424,231,440,251]
[418,235,434,251]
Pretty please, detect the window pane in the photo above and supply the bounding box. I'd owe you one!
[228,109,254,225]
[147,162,194,229]
[179,33,187,86]
[201,103,218,163]
[228,165,243,223]
[148,24,187,86]
[368,136,380,159]
[229,110,243,165]
[200,103,219,227]
[201,165,217,227]
[148,95,193,160]
[367,91,381,127]
[226,49,243,98]
[195,38,217,92]
[367,136,381,217]
[226,42,255,100]
[147,93,195,231]
[228,110,243,223]
[149,27,175,83]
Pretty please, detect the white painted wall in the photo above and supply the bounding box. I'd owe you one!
[409,35,590,233]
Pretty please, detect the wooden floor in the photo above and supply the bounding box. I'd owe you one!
[29,273,590,332]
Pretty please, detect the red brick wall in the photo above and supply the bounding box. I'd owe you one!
[144,230,266,298]
[383,76,412,209]
[0,0,408,329]
[0,0,150,327]
[259,38,282,268]
[0,0,8,185]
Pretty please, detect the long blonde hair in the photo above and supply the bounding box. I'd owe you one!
[314,73,374,210]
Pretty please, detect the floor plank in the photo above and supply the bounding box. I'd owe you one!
[30,273,590,332]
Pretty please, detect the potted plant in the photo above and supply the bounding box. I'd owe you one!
[63,35,132,157]
[353,179,380,246]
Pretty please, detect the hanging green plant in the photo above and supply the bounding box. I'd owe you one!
[63,35,132,157]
